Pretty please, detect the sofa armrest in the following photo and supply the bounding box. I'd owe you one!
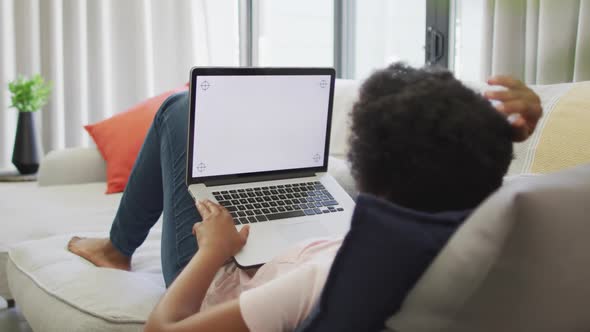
[38,147,106,186]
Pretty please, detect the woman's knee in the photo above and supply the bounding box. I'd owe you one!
[154,90,190,128]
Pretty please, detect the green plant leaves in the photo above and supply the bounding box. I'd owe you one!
[8,74,52,112]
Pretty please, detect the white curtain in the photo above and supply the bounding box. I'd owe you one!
[455,0,590,85]
[0,0,215,169]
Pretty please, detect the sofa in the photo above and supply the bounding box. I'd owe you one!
[2,79,590,331]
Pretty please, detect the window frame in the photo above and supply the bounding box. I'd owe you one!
[425,0,451,68]
[238,0,451,75]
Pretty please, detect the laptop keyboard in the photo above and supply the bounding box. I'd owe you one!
[212,181,344,225]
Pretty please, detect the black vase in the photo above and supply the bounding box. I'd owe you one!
[12,112,41,175]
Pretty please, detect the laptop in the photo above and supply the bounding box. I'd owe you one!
[186,67,355,268]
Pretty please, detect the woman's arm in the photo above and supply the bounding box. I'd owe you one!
[144,200,251,332]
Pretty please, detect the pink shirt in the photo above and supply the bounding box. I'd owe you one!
[200,237,343,331]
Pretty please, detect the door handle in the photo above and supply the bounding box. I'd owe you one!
[426,26,445,65]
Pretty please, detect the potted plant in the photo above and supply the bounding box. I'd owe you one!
[8,74,52,174]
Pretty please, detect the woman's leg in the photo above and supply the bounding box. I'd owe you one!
[69,91,200,286]
[152,91,202,286]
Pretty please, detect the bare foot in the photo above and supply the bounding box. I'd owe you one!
[67,237,131,271]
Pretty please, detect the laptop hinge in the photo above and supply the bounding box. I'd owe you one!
[201,171,317,187]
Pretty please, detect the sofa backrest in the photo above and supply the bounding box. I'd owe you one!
[38,147,107,186]
[330,79,360,159]
[386,163,590,332]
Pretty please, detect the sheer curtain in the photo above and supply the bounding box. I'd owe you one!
[454,0,590,84]
[0,0,218,170]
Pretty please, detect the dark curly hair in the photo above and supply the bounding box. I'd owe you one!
[348,63,513,212]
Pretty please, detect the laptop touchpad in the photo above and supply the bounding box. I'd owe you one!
[279,221,330,243]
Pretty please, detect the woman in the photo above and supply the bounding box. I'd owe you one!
[68,69,542,331]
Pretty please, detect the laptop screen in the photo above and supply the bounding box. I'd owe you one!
[189,71,333,181]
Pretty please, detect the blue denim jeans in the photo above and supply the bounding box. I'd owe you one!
[109,91,200,287]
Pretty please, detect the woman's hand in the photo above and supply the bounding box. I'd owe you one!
[485,76,543,142]
[194,200,250,262]
[146,199,250,332]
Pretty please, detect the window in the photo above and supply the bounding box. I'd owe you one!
[238,0,449,78]
[254,0,334,67]
[354,0,427,79]
[203,0,240,66]
[451,0,488,82]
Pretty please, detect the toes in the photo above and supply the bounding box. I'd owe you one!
[70,236,82,243]
[68,237,80,247]
[67,236,85,252]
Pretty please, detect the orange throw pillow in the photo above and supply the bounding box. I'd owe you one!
[85,85,188,194]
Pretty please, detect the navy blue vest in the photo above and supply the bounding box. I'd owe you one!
[296,193,471,332]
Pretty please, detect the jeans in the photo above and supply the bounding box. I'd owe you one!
[109,91,200,287]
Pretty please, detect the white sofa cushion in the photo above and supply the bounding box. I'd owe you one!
[7,232,164,332]
[386,163,590,332]
[0,182,133,300]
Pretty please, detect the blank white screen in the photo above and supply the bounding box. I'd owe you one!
[192,75,331,178]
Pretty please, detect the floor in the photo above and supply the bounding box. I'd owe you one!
[0,298,33,332]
